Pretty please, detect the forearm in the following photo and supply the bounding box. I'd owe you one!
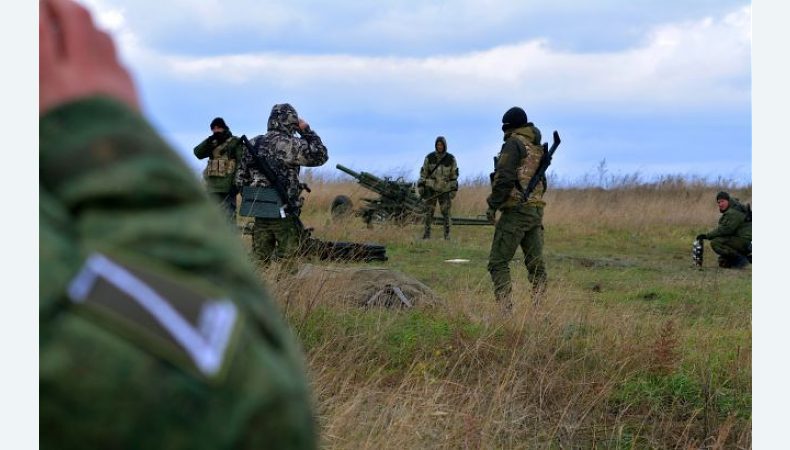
[40,97,269,306]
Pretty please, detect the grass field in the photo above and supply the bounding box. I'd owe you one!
[244,177,752,449]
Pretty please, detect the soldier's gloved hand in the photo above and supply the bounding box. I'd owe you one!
[486,207,497,224]
[696,234,707,241]
[450,190,457,199]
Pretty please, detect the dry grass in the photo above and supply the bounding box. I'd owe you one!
[243,176,751,449]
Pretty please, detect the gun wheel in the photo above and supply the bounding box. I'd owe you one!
[330,195,354,219]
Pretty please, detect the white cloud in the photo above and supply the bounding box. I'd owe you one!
[128,5,749,113]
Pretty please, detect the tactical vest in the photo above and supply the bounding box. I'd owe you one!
[423,153,457,193]
[502,133,546,208]
[203,138,237,178]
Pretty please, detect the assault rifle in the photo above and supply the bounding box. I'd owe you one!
[522,130,561,202]
[239,136,387,262]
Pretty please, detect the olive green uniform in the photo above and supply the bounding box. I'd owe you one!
[40,97,316,449]
[418,137,458,239]
[194,132,244,222]
[706,201,752,265]
[487,124,547,306]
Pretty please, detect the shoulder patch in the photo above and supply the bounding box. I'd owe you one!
[67,253,240,381]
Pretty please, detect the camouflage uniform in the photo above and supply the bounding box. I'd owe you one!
[705,198,752,267]
[40,97,316,449]
[194,124,244,223]
[487,121,547,308]
[235,104,328,266]
[418,136,458,239]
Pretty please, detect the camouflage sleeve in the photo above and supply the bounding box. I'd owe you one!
[40,97,316,447]
[449,155,459,182]
[707,209,746,239]
[419,155,430,184]
[235,144,252,188]
[487,139,521,210]
[193,136,214,159]
[287,127,328,167]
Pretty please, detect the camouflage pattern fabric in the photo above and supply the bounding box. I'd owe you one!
[487,123,548,305]
[488,125,546,210]
[194,132,244,194]
[706,199,752,265]
[235,103,328,211]
[40,96,316,449]
[706,200,752,241]
[423,192,453,237]
[252,217,303,273]
[419,141,459,194]
[419,137,458,238]
[710,236,751,261]
[487,203,547,303]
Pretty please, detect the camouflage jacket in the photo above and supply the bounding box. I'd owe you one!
[707,200,752,241]
[419,150,458,194]
[194,131,244,193]
[40,97,316,449]
[487,124,545,210]
[235,104,328,211]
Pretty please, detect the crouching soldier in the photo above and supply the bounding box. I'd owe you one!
[696,191,752,268]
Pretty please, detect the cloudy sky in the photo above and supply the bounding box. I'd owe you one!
[79,0,752,185]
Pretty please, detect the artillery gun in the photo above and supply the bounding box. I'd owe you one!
[333,164,491,227]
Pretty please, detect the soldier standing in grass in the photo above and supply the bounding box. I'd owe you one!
[40,1,316,447]
[486,107,548,311]
[418,136,459,240]
[696,191,752,268]
[194,117,244,223]
[236,103,328,268]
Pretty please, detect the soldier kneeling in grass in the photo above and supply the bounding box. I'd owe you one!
[696,191,752,268]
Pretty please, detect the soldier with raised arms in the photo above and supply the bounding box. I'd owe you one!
[235,103,328,269]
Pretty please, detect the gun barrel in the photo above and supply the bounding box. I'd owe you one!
[336,164,361,179]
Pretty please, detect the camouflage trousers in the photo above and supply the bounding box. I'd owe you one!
[710,236,751,265]
[252,217,302,272]
[487,204,547,304]
[423,191,452,237]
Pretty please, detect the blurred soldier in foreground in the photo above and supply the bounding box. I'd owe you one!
[194,117,244,223]
[696,191,752,268]
[418,136,459,240]
[486,107,548,311]
[39,0,316,448]
[236,103,328,269]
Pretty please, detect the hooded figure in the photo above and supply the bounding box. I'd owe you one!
[235,103,328,267]
[418,135,459,239]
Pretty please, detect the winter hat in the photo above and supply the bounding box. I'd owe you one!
[501,107,528,131]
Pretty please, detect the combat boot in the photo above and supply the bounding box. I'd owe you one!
[422,228,431,240]
[443,226,450,240]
